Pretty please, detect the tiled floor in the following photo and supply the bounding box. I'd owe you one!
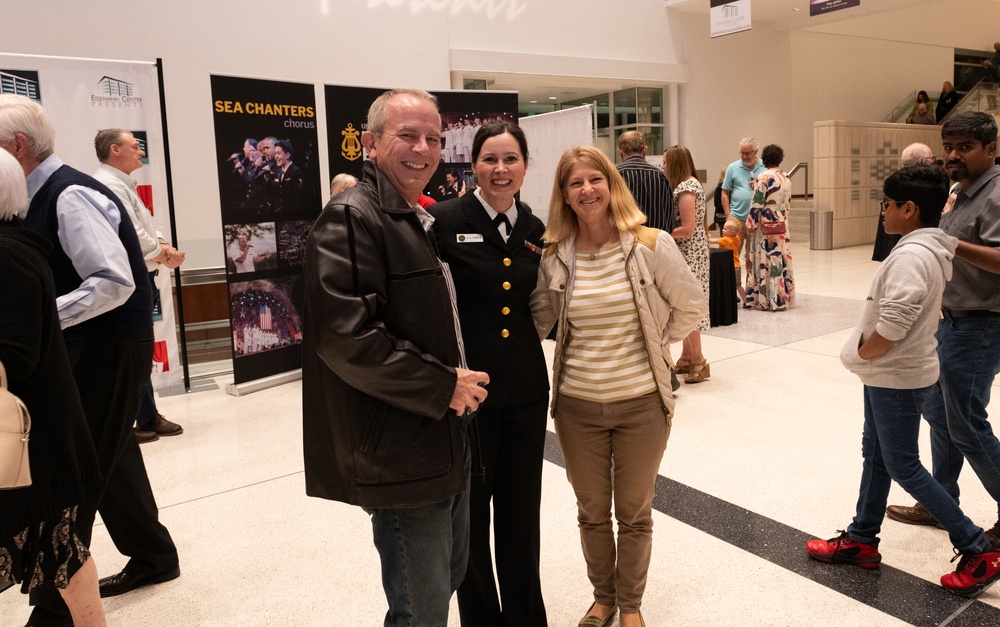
[4,244,1000,626]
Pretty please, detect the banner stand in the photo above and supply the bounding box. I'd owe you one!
[225,369,301,397]
[158,378,220,397]
[155,57,191,392]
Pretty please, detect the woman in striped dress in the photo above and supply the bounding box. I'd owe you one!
[531,146,707,627]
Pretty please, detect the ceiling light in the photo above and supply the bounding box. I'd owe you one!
[548,96,557,100]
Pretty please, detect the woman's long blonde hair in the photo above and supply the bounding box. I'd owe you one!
[543,145,646,245]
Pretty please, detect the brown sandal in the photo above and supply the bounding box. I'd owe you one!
[684,361,710,383]
[674,360,692,374]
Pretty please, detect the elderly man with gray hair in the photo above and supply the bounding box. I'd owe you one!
[0,147,109,626]
[873,143,940,261]
[0,94,179,625]
[722,137,767,287]
[901,142,936,167]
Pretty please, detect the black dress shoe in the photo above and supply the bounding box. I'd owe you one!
[98,565,180,598]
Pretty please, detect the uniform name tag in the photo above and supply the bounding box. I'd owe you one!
[456,234,484,243]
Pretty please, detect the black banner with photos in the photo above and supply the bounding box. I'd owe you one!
[210,74,322,385]
[324,86,518,205]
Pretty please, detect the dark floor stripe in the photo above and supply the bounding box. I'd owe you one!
[543,431,1000,627]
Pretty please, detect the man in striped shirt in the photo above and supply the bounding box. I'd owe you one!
[617,130,675,232]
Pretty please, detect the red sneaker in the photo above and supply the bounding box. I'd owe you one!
[940,549,1000,596]
[806,531,881,569]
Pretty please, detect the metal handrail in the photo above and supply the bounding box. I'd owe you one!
[787,162,810,199]
[883,90,942,124]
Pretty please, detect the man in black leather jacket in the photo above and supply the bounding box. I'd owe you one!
[302,89,490,627]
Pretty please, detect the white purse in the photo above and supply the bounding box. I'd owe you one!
[0,360,32,489]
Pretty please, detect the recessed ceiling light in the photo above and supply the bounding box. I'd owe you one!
[548,96,557,100]
[529,100,537,103]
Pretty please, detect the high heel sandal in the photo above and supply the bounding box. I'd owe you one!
[684,361,710,383]
[674,359,692,374]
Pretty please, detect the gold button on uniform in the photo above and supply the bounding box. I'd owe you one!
[502,281,511,290]
[501,329,510,338]
[503,258,512,266]
[501,307,510,315]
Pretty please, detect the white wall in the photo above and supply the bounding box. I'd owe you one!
[671,12,794,189]
[789,31,953,171]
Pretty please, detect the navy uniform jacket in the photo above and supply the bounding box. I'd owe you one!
[430,194,549,407]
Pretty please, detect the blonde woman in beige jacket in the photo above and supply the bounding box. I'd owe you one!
[530,146,707,627]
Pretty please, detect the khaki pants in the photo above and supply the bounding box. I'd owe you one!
[554,392,669,613]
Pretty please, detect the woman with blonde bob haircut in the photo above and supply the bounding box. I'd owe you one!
[543,146,647,243]
[531,145,707,627]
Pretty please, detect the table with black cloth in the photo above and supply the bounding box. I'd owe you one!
[709,247,738,327]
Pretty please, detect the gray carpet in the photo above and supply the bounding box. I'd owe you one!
[704,293,863,346]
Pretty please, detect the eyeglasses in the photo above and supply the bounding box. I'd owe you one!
[740,150,757,156]
[880,198,904,212]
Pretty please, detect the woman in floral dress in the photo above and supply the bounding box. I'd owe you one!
[663,145,712,383]
[745,144,794,311]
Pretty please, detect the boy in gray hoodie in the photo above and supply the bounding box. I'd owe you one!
[806,164,1000,596]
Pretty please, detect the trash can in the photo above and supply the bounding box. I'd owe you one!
[810,210,833,250]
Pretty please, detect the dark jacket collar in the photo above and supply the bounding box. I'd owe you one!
[360,160,418,215]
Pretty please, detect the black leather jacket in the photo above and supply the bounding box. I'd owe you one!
[302,161,465,508]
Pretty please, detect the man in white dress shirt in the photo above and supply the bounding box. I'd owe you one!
[93,129,185,443]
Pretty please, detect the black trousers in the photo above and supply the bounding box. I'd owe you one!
[457,396,549,627]
[29,333,178,625]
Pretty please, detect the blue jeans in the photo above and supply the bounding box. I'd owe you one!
[924,382,964,503]
[848,385,988,553]
[937,316,1000,520]
[368,451,471,626]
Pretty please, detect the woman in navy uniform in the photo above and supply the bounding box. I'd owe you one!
[429,121,549,626]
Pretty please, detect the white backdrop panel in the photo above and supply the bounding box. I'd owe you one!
[518,105,593,226]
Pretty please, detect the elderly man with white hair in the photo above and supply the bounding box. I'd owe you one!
[872,143,940,261]
[0,94,179,626]
[0,146,110,627]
